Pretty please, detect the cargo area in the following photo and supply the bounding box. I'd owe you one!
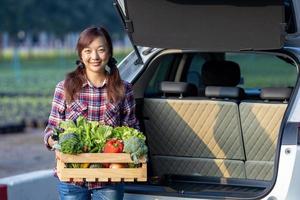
[128,50,298,199]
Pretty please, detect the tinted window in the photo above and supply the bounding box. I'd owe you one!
[185,54,206,88]
[145,52,297,98]
[226,53,297,88]
[144,54,176,97]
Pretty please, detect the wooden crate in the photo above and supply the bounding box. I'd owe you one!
[56,151,147,182]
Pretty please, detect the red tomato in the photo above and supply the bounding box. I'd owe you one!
[103,139,124,153]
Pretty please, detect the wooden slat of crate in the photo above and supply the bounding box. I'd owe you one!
[57,152,146,163]
[57,166,147,182]
[124,178,134,182]
[56,152,147,182]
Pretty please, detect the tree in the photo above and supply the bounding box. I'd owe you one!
[0,0,125,42]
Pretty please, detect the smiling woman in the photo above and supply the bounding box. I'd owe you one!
[44,26,140,200]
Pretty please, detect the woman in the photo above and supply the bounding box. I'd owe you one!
[44,26,139,200]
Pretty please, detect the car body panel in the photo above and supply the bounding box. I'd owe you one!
[119,0,286,51]
[289,91,300,122]
[125,194,208,200]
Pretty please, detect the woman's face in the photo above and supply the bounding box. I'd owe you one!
[81,36,110,75]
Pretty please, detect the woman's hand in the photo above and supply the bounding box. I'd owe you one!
[47,135,57,149]
[55,150,61,160]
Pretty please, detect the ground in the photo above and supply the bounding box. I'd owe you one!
[0,128,55,178]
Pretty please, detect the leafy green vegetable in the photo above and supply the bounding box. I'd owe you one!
[66,163,81,168]
[59,133,82,154]
[51,127,62,141]
[55,117,148,166]
[59,120,77,133]
[78,117,93,152]
[89,163,102,168]
[91,124,113,152]
[112,126,145,141]
[123,137,148,164]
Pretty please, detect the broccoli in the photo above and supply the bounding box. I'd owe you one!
[123,137,148,164]
[59,133,82,154]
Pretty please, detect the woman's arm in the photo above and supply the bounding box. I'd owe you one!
[121,82,140,130]
[44,81,66,150]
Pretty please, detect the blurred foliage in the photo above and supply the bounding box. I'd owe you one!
[0,50,131,130]
[0,50,131,95]
[0,0,124,40]
[0,96,50,127]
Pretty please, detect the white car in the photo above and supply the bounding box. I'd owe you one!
[114,0,300,199]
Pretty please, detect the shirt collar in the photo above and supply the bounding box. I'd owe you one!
[82,78,107,89]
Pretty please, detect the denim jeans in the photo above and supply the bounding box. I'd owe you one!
[58,182,124,200]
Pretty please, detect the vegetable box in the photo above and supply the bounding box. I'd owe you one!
[56,151,147,182]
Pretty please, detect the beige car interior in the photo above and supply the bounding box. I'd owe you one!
[142,57,291,181]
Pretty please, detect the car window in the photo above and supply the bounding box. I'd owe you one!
[144,54,176,97]
[184,52,297,89]
[144,52,297,98]
[185,54,206,89]
[118,51,144,82]
[226,53,297,88]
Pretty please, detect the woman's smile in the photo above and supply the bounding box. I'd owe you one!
[90,61,101,66]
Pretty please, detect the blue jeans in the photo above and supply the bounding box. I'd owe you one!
[58,182,124,200]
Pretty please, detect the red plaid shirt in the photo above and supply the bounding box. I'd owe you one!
[44,79,139,189]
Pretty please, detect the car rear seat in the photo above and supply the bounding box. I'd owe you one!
[239,87,292,180]
[144,82,246,179]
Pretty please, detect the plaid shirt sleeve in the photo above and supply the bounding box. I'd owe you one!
[43,81,66,150]
[121,82,140,130]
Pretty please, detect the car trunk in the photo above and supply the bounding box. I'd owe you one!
[126,50,298,199]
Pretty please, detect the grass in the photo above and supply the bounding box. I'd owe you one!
[226,53,298,88]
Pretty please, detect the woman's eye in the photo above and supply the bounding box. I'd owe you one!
[84,50,91,54]
[98,49,105,53]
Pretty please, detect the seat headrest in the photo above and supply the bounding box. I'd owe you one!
[260,87,292,101]
[205,86,244,99]
[160,81,198,97]
[201,60,241,86]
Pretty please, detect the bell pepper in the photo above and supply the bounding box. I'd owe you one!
[103,139,124,153]
[80,163,90,168]
[103,139,124,167]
